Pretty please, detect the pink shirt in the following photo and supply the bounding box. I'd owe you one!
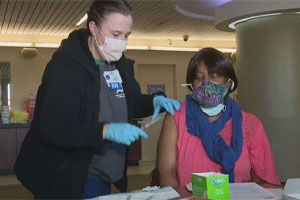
[175,102,280,186]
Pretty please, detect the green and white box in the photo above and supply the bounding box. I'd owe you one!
[192,172,230,200]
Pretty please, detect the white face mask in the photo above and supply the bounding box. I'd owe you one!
[200,103,226,116]
[94,32,127,62]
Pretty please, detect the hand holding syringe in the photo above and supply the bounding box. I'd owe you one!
[138,116,161,130]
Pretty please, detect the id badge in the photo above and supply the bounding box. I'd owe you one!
[103,70,123,91]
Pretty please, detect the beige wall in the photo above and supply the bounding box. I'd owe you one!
[0,47,195,161]
[125,50,195,102]
[0,47,55,109]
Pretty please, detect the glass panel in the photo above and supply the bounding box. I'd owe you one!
[0,62,11,108]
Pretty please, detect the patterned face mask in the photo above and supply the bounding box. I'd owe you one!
[191,81,229,108]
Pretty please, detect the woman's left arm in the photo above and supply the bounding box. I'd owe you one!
[248,116,281,186]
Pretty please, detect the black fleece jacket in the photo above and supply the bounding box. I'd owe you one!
[14,29,156,198]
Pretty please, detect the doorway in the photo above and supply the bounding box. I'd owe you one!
[136,64,176,161]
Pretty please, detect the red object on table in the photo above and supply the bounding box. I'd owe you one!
[24,93,36,123]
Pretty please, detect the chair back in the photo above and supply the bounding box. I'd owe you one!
[150,168,159,186]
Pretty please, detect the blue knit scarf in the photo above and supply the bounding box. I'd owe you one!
[186,95,243,182]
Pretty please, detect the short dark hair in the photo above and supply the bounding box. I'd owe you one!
[87,0,132,35]
[186,47,238,93]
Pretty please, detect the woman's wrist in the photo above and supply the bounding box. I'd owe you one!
[103,123,109,139]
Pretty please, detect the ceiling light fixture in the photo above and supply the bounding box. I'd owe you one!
[228,13,281,30]
[0,41,236,53]
[126,45,149,50]
[150,46,199,52]
[126,46,236,53]
[76,13,88,26]
[216,48,236,53]
[0,41,32,47]
[35,43,60,48]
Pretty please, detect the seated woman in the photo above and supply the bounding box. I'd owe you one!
[156,47,280,187]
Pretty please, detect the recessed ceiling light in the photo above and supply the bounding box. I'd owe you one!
[76,14,88,26]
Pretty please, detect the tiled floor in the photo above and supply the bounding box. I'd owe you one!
[0,161,155,187]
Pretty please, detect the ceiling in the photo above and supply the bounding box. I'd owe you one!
[175,0,232,20]
[0,0,236,48]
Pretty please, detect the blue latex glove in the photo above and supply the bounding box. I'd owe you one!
[106,123,148,146]
[152,95,181,120]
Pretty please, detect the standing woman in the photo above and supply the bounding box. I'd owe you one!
[14,1,180,199]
